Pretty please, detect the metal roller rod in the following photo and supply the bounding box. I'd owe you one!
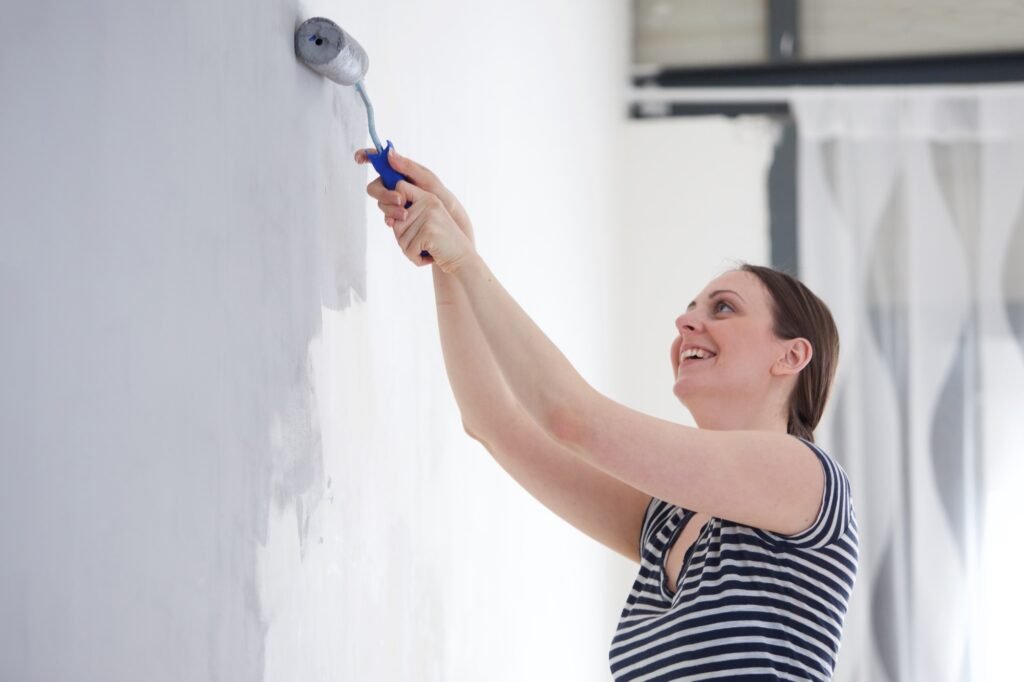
[354,82,383,153]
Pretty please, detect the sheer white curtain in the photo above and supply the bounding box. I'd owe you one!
[792,87,1024,682]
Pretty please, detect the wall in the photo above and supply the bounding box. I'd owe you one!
[0,1,628,680]
[612,116,775,425]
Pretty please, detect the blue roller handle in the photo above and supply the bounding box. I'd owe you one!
[366,140,405,192]
[366,140,430,260]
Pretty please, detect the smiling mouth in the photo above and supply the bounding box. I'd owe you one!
[678,348,717,371]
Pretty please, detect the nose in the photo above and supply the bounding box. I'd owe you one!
[675,309,701,334]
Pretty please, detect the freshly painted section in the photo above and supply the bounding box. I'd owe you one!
[0,1,629,680]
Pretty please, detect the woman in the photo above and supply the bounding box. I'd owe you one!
[355,148,858,681]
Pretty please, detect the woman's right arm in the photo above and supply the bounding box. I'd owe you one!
[361,149,650,562]
[433,266,649,562]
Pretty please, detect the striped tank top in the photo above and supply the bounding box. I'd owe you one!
[609,439,858,680]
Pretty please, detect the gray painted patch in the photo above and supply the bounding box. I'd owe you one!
[871,537,901,682]
[865,175,916,677]
[1004,195,1024,356]
[829,381,848,471]
[321,87,370,311]
[820,138,841,213]
[929,329,968,562]
[268,353,325,559]
[865,177,911,425]
[931,140,981,269]
[0,2,362,679]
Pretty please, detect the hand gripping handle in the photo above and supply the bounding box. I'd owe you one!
[366,141,430,259]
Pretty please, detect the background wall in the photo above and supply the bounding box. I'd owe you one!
[613,116,774,424]
[0,1,638,680]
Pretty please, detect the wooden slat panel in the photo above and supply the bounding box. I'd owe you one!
[633,0,766,67]
[633,0,1024,68]
[802,0,1024,60]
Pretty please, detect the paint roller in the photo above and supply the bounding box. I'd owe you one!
[294,17,429,259]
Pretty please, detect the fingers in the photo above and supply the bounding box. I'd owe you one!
[386,200,423,255]
[396,209,421,252]
[353,147,377,165]
[357,147,461,222]
[391,195,437,262]
[356,148,464,270]
[355,145,430,186]
[386,148,430,186]
[387,149,454,204]
[390,188,428,237]
[378,201,407,225]
[366,177,407,206]
[354,144,413,195]
[363,168,445,251]
[395,179,426,203]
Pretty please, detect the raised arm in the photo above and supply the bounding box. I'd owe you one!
[358,149,651,561]
[450,256,825,536]
[434,266,650,561]
[367,150,826,537]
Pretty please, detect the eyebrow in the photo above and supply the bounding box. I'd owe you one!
[686,289,745,310]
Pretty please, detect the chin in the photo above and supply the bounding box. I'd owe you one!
[672,377,694,404]
[673,375,716,409]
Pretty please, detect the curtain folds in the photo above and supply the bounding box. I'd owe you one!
[792,87,1024,682]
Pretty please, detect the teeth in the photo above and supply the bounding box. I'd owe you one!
[681,348,711,360]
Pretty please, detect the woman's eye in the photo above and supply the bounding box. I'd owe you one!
[715,301,734,313]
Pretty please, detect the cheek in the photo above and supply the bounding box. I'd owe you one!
[720,338,778,375]
[747,344,783,375]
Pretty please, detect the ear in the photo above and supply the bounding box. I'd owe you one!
[771,337,813,377]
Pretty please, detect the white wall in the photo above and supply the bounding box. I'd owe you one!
[0,1,629,680]
[613,116,776,424]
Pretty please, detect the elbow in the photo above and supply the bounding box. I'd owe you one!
[462,418,483,442]
[548,387,608,453]
[463,419,495,454]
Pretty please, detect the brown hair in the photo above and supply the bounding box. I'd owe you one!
[738,264,839,443]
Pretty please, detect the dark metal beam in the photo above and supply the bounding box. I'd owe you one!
[768,0,800,63]
[634,51,1024,88]
[768,116,799,274]
[630,101,789,119]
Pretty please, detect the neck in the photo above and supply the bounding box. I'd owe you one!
[691,408,787,433]
[682,390,790,434]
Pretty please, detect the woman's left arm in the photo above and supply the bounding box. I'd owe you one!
[385,179,824,535]
[452,254,825,536]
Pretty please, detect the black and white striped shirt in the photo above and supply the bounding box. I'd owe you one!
[609,439,858,681]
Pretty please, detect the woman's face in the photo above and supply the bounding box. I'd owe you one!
[670,270,789,409]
